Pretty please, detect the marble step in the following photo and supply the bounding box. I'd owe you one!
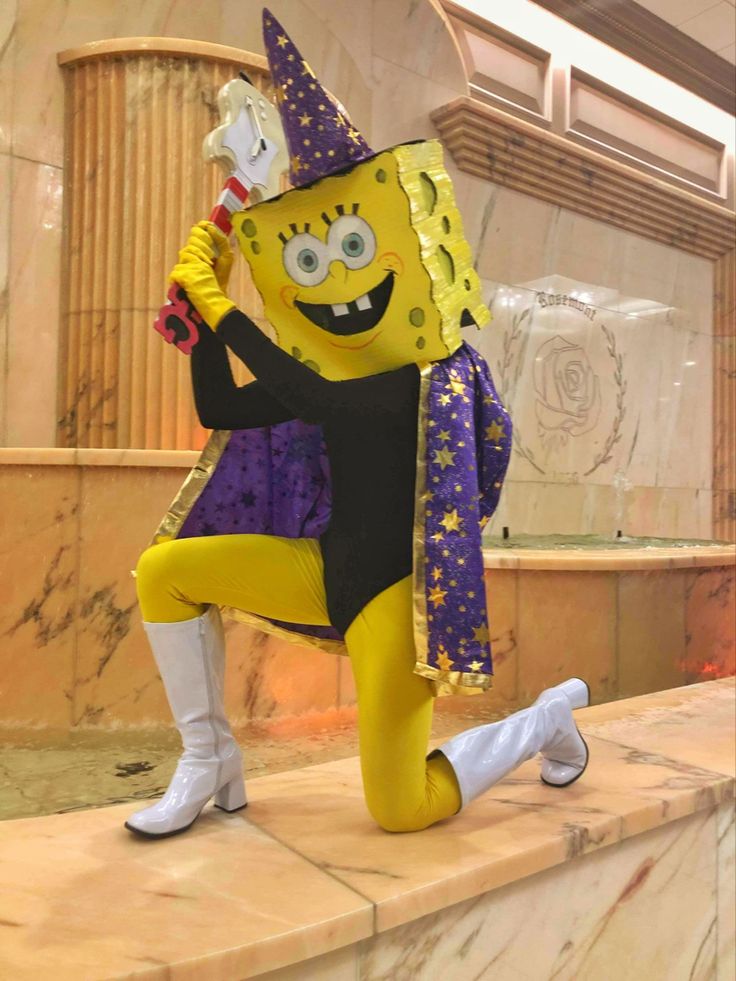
[0,678,733,980]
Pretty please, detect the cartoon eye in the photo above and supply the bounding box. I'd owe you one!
[327,215,376,270]
[282,233,330,286]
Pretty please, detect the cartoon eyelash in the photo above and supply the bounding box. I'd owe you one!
[277,222,312,244]
[321,204,360,227]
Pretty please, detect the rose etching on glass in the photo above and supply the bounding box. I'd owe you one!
[494,290,628,478]
[533,335,602,445]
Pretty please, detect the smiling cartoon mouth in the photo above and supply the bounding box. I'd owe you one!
[294,272,395,336]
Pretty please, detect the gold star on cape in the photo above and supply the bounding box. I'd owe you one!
[472,624,490,644]
[431,566,443,582]
[276,34,288,48]
[437,646,454,670]
[298,112,313,127]
[470,660,484,671]
[485,420,506,442]
[439,509,463,533]
[437,429,451,442]
[428,585,448,608]
[433,447,456,471]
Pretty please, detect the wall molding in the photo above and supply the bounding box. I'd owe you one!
[432,96,736,260]
[714,249,736,544]
[528,0,735,114]
[58,37,269,71]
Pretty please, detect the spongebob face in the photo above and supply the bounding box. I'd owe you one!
[233,139,489,380]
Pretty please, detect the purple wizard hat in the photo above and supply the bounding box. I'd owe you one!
[262,8,374,187]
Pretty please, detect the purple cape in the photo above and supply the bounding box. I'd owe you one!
[154,341,512,696]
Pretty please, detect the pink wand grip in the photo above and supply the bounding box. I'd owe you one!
[153,284,203,356]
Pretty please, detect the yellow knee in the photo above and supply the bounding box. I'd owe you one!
[135,541,204,623]
[135,542,171,597]
[366,797,425,834]
[362,750,462,833]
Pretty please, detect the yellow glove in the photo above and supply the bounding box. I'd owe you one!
[169,221,236,329]
[189,220,234,291]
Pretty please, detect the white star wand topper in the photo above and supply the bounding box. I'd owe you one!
[203,71,289,234]
[154,72,288,354]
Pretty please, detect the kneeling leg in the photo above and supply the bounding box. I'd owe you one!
[344,575,462,833]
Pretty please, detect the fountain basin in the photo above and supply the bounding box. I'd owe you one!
[479,534,735,709]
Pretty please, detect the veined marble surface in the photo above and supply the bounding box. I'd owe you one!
[1,0,727,556]
[1,458,733,728]
[0,679,732,979]
[0,0,465,446]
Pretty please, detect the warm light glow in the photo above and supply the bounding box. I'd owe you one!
[454,1,735,151]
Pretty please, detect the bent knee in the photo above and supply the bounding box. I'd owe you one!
[135,542,174,590]
[134,541,188,621]
[365,795,427,834]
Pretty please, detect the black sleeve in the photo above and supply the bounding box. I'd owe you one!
[190,320,296,430]
[216,307,420,422]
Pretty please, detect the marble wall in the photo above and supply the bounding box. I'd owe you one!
[1,454,732,729]
[0,454,356,728]
[1,0,727,543]
[0,0,465,447]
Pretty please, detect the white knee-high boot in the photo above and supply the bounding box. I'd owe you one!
[124,606,247,839]
[429,677,590,810]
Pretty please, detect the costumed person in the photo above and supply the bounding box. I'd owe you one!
[125,8,590,840]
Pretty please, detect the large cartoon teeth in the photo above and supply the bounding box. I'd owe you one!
[295,272,395,336]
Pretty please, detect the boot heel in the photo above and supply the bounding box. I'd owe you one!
[214,773,248,812]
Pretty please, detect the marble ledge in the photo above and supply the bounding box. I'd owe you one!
[0,679,733,979]
[0,447,200,468]
[482,544,736,571]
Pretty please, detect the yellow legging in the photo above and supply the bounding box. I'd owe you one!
[135,534,462,832]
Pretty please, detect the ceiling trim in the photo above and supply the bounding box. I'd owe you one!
[528,0,735,114]
[432,96,736,260]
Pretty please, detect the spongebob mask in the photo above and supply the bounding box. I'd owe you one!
[233,140,489,379]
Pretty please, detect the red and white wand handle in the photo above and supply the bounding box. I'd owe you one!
[209,175,250,235]
[153,75,286,354]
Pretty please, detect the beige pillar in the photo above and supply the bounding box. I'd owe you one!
[57,39,272,449]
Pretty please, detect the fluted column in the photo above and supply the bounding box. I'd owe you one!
[57,39,275,449]
[714,248,736,542]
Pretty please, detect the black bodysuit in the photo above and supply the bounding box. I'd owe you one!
[191,309,420,635]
